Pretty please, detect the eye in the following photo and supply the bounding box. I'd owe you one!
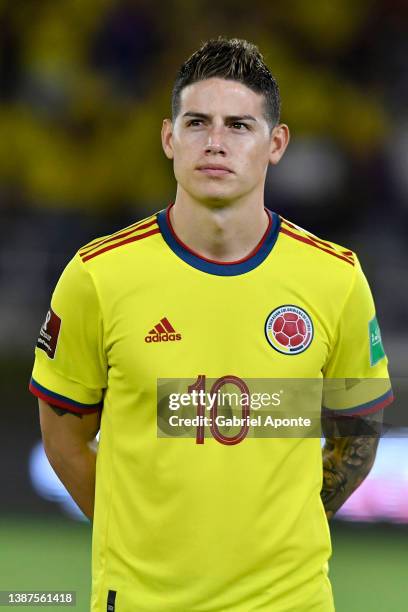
[231,122,248,130]
[187,119,203,127]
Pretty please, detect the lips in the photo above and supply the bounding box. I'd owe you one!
[196,165,233,176]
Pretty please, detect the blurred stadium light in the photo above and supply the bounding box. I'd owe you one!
[337,433,408,523]
[28,434,408,524]
[29,440,88,521]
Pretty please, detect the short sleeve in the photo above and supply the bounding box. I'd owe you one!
[322,255,393,416]
[29,253,107,414]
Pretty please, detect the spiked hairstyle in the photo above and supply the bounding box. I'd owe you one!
[172,38,281,129]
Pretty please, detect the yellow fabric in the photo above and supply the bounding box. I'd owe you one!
[30,210,391,611]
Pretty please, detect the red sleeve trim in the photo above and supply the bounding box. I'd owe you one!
[29,378,102,414]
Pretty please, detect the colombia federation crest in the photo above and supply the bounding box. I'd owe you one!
[265,305,314,355]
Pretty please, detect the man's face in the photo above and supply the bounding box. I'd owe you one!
[162,78,289,206]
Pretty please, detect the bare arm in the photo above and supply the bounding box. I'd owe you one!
[38,399,101,520]
[321,409,383,519]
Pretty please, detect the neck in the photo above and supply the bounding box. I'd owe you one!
[170,188,270,262]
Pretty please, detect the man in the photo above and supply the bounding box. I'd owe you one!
[29,38,393,611]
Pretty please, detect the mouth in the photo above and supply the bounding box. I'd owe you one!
[196,165,233,177]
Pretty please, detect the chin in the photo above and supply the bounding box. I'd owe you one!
[194,185,239,204]
[180,178,243,207]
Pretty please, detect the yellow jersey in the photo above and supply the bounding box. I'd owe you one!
[29,206,393,611]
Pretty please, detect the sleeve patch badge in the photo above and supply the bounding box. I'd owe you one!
[36,307,62,359]
[369,316,385,366]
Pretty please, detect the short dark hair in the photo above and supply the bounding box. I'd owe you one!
[172,37,281,128]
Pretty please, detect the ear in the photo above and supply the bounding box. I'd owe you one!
[161,118,174,160]
[269,124,290,166]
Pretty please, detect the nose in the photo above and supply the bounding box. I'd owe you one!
[205,128,226,155]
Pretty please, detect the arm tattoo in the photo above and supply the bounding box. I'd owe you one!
[321,410,383,519]
[50,405,83,419]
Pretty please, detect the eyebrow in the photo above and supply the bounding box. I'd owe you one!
[182,111,257,122]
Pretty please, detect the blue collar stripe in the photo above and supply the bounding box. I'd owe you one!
[157,208,280,276]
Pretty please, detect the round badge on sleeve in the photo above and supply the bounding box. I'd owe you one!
[265,305,314,355]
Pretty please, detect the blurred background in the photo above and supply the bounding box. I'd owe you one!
[0,0,407,610]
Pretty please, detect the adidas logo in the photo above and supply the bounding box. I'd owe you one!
[145,317,182,343]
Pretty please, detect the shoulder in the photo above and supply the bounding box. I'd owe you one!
[76,212,161,265]
[278,215,356,270]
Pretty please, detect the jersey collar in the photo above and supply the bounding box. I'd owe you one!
[156,204,280,276]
